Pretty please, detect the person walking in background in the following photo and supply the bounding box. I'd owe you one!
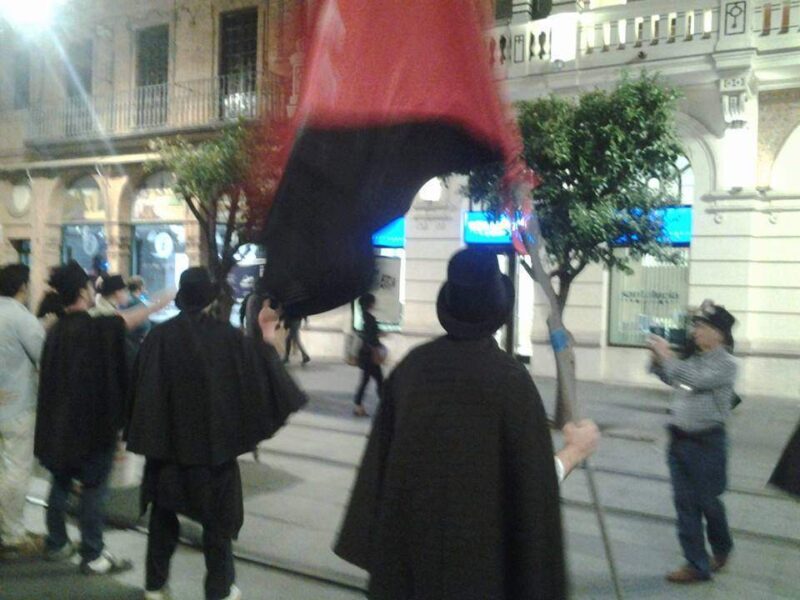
[283,316,310,365]
[353,293,383,417]
[649,301,737,584]
[127,268,307,600]
[335,248,600,599]
[0,264,46,559]
[35,261,132,575]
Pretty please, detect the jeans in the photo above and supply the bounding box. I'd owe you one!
[0,410,36,545]
[147,505,234,600]
[354,361,383,406]
[667,426,733,577]
[45,446,115,562]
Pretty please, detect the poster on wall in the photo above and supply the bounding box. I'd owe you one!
[370,255,403,327]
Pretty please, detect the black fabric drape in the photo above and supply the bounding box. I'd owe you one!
[770,421,800,498]
[35,313,128,471]
[126,312,307,466]
[335,336,566,600]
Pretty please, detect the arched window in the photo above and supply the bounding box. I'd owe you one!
[649,155,695,205]
[132,171,185,222]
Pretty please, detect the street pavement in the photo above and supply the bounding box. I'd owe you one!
[3,358,799,599]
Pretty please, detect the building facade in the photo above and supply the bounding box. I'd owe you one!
[0,0,301,305]
[301,0,800,400]
[1,0,799,399]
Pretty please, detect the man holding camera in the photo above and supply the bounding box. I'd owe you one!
[649,302,737,584]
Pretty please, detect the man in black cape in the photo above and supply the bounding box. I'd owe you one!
[35,261,133,574]
[335,248,599,600]
[126,268,307,600]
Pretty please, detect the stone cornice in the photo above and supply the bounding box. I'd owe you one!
[701,189,800,215]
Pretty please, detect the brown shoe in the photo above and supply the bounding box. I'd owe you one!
[711,554,729,572]
[666,565,711,584]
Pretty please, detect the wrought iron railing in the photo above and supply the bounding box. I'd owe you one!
[26,72,288,144]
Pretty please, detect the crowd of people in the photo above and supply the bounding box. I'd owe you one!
[0,248,795,599]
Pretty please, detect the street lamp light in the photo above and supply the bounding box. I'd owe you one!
[0,0,66,30]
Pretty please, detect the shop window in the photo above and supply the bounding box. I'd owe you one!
[132,171,188,299]
[608,248,690,347]
[61,225,107,276]
[62,176,106,275]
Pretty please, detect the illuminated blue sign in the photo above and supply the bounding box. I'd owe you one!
[660,205,692,246]
[615,205,692,247]
[372,218,406,248]
[464,212,514,245]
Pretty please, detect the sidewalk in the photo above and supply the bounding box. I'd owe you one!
[5,360,799,599]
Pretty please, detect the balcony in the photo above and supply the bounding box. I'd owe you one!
[488,0,800,81]
[25,72,288,146]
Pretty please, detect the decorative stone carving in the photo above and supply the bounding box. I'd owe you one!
[724,1,747,36]
[720,74,754,129]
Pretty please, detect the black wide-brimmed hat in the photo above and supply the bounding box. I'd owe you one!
[436,247,515,340]
[98,274,126,296]
[692,302,735,341]
[175,267,218,312]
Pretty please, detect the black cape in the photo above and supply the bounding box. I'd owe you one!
[769,421,800,498]
[334,336,566,600]
[126,311,307,466]
[35,313,128,471]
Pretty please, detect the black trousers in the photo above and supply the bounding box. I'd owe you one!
[146,505,234,600]
[354,361,384,406]
[284,323,309,360]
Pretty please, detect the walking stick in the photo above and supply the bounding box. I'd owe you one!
[584,462,624,600]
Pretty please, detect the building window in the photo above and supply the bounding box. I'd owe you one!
[64,41,94,136]
[219,7,258,119]
[13,49,30,109]
[135,25,169,128]
[66,40,93,97]
[495,0,512,20]
[608,248,690,347]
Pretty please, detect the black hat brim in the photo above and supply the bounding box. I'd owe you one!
[175,286,217,312]
[436,274,515,340]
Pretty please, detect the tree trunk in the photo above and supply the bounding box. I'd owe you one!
[521,215,578,428]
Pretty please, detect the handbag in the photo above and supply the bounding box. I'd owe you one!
[371,343,388,365]
[345,332,363,366]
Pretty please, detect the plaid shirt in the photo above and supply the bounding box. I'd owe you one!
[652,346,737,433]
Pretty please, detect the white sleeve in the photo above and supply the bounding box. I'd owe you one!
[554,456,566,484]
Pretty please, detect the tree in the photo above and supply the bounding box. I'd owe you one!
[460,73,684,426]
[148,121,285,319]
